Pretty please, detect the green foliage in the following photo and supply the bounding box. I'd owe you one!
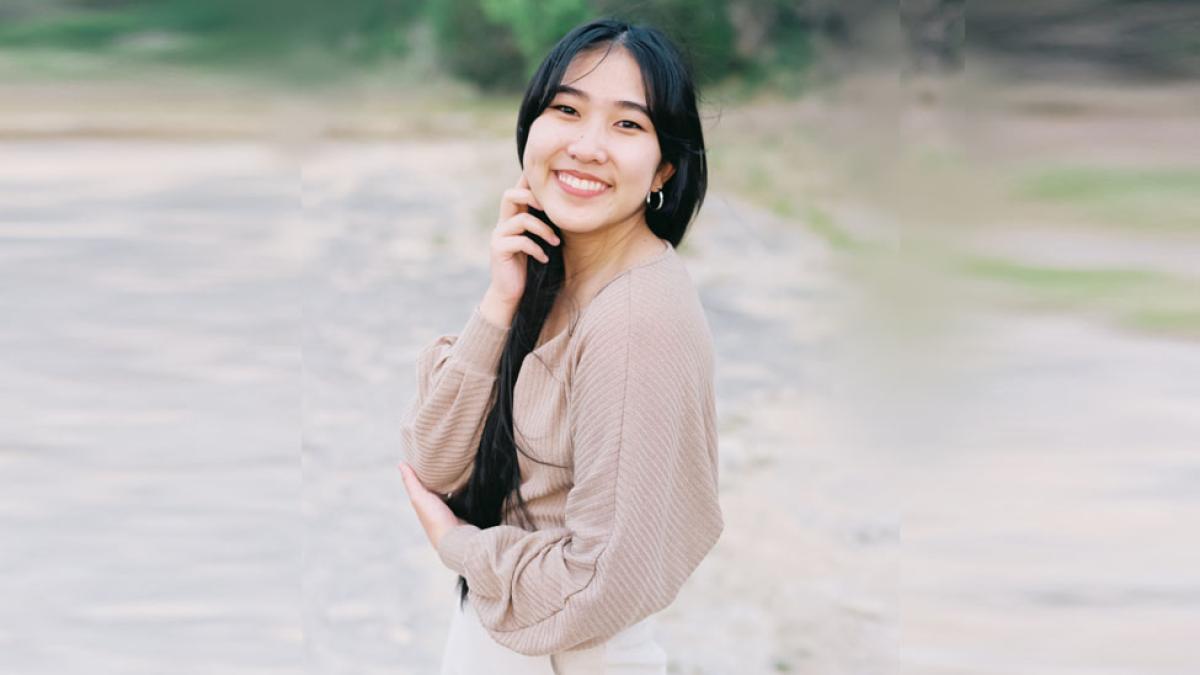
[0,0,424,66]
[0,0,820,94]
[595,0,737,84]
[480,0,591,78]
[719,0,816,94]
[761,1,816,86]
[430,0,739,90]
[426,0,526,91]
[0,9,147,49]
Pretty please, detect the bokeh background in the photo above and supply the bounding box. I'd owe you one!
[1,1,1198,673]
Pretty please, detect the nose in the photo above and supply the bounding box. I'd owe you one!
[567,124,608,164]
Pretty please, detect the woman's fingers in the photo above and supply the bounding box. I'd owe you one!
[495,212,559,245]
[498,187,544,220]
[484,174,555,303]
[400,463,444,507]
[499,234,550,263]
[399,463,419,497]
[517,172,535,198]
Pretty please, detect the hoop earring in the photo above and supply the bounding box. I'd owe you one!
[645,189,664,211]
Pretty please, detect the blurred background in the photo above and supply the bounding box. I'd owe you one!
[1,1,1198,673]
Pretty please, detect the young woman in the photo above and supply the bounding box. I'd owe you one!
[398,17,723,674]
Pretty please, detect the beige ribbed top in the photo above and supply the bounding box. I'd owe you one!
[399,239,723,656]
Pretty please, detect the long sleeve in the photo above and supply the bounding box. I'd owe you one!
[435,278,724,655]
[398,305,509,494]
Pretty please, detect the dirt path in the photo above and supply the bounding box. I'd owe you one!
[2,131,1198,674]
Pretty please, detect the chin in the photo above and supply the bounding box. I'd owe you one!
[545,208,600,233]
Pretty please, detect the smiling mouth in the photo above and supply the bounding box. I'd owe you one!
[555,171,611,197]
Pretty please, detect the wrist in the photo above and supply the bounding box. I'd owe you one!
[480,288,518,329]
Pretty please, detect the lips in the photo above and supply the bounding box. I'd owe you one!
[556,169,610,185]
[554,170,611,197]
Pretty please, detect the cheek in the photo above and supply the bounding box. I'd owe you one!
[622,142,663,189]
[523,119,558,168]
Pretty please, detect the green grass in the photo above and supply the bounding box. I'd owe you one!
[959,256,1200,340]
[804,205,864,251]
[1122,308,1200,337]
[1014,166,1200,230]
[1019,167,1200,201]
[960,258,1160,297]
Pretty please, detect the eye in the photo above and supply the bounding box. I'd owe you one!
[551,104,577,115]
[617,120,644,130]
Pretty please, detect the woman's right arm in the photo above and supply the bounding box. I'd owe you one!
[401,171,557,493]
[399,296,513,494]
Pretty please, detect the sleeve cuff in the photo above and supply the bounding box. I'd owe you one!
[449,306,510,375]
[437,523,482,575]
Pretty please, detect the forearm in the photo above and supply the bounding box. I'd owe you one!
[399,303,511,491]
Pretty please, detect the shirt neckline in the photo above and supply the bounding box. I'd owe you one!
[530,239,675,356]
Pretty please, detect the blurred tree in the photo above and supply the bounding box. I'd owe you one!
[480,0,591,77]
[427,0,737,90]
[427,0,527,90]
[726,0,825,90]
[4,0,1194,83]
[900,0,965,74]
[595,0,737,84]
[969,0,1200,79]
[0,0,425,65]
[301,0,425,62]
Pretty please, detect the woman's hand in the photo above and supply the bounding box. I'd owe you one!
[399,463,466,551]
[487,173,560,306]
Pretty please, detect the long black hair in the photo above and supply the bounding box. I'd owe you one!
[444,17,708,609]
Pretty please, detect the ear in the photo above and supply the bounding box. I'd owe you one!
[653,162,676,190]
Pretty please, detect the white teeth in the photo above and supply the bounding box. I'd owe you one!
[558,172,606,192]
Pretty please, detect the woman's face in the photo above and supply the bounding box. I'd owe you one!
[523,45,675,234]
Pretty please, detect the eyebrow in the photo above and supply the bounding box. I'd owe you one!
[552,85,651,119]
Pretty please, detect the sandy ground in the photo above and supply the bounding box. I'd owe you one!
[1,82,1199,673]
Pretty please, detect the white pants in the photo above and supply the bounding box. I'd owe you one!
[439,594,668,674]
